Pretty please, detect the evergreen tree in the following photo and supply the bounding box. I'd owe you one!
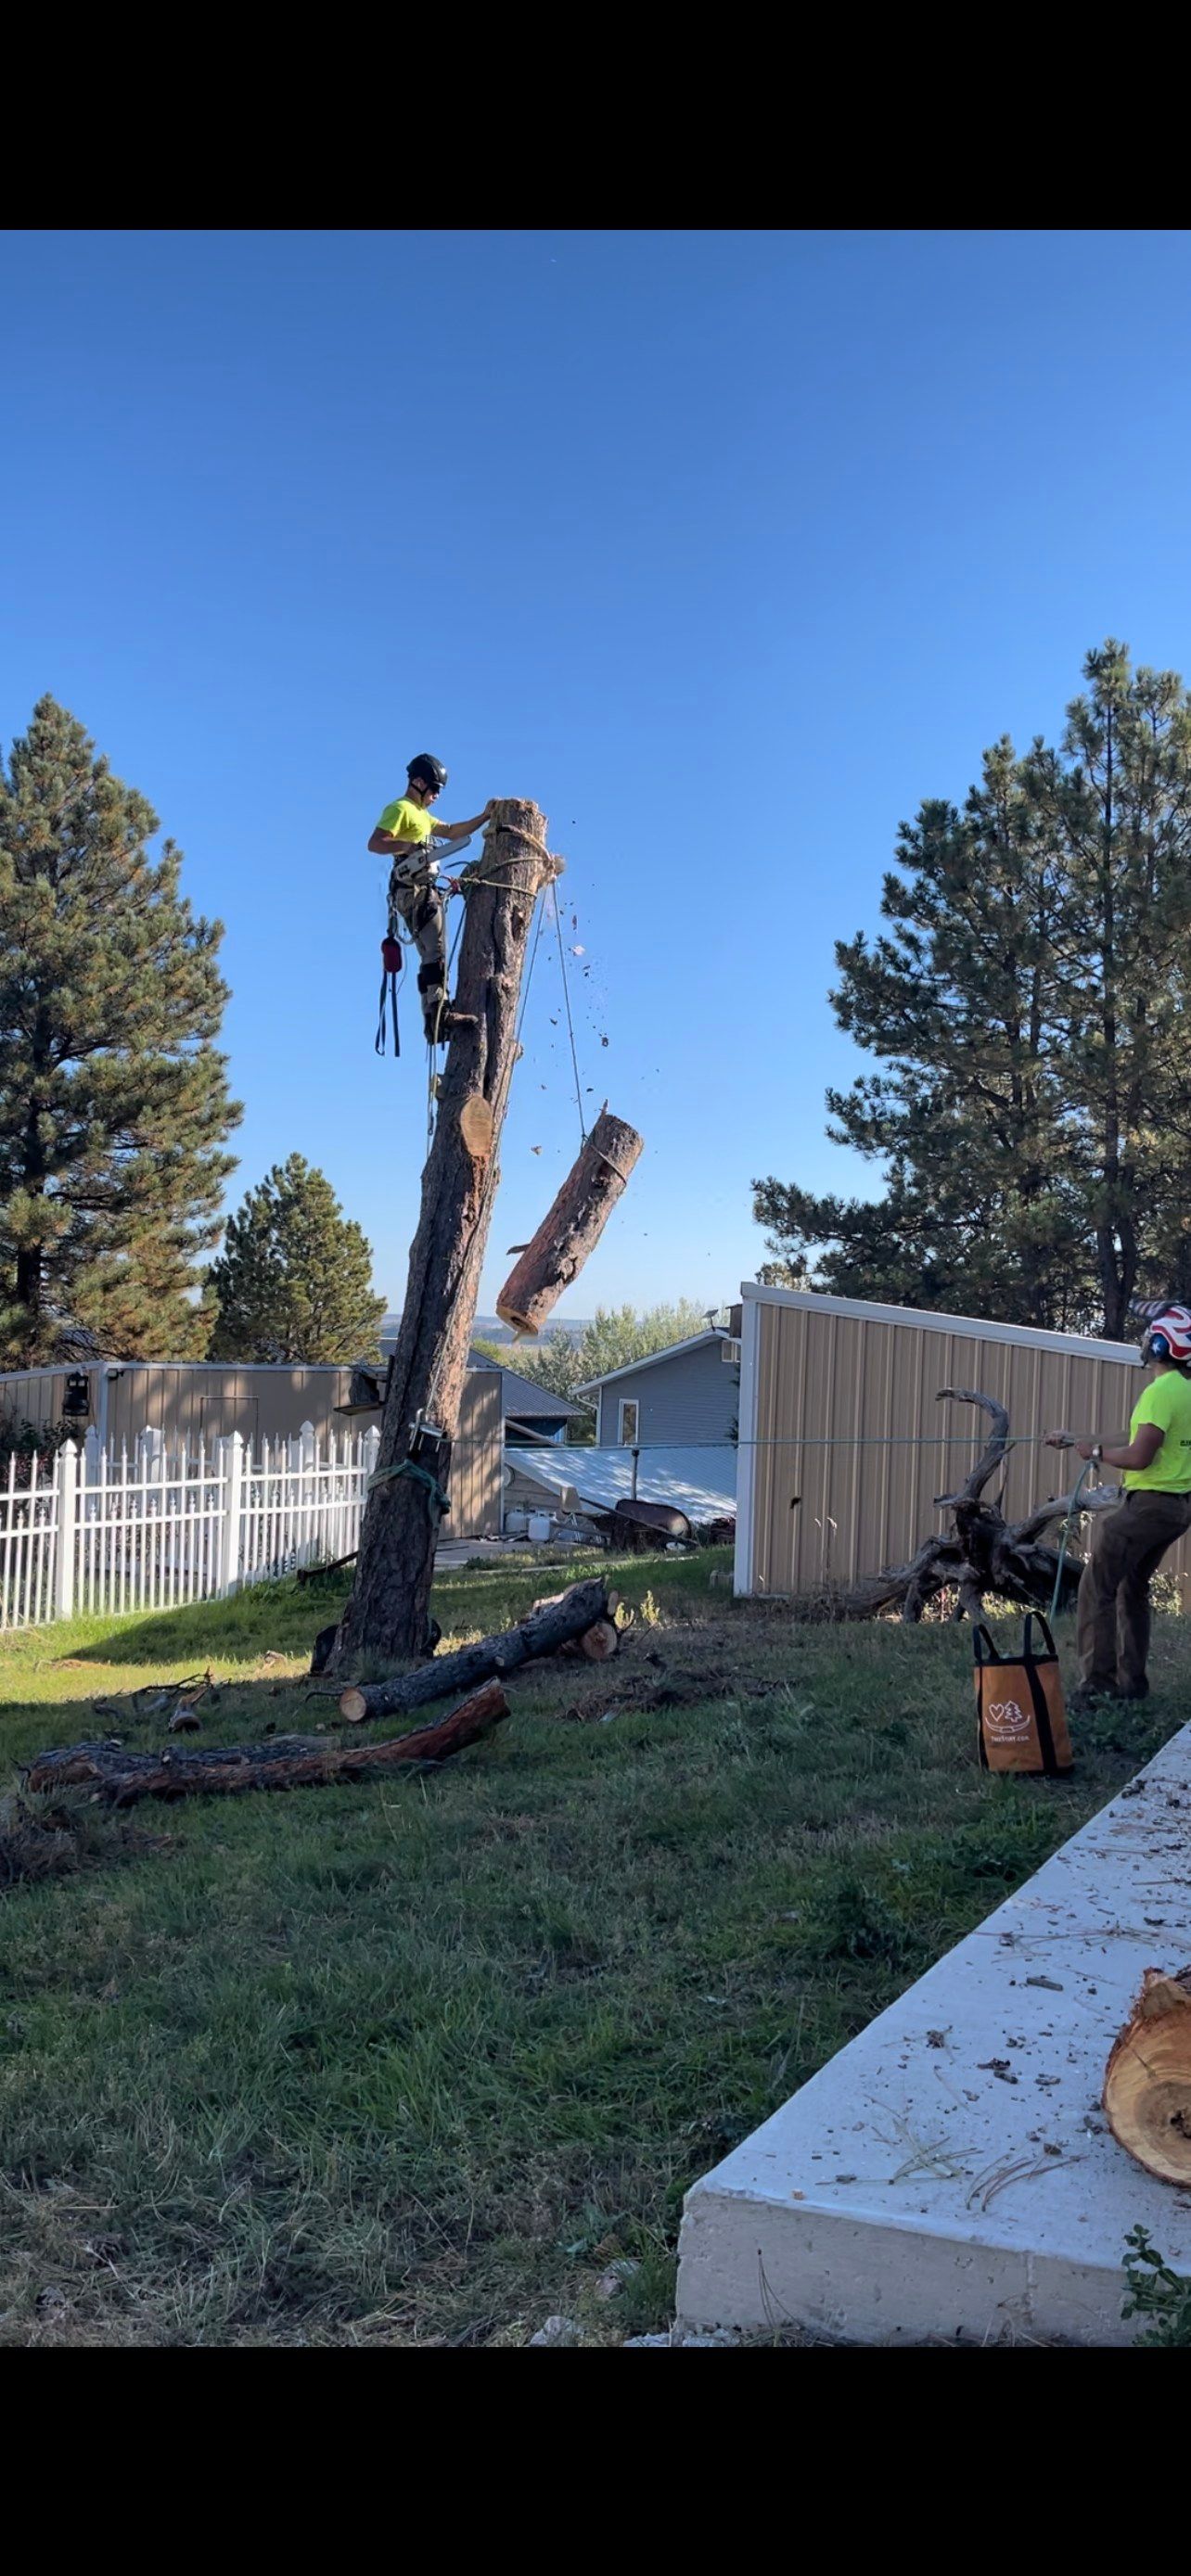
[755,644,1191,1339]
[0,696,239,1365]
[206,1154,386,1363]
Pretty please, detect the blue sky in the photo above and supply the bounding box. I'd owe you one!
[5,229,1191,1319]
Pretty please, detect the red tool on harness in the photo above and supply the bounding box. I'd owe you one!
[376,933,403,1058]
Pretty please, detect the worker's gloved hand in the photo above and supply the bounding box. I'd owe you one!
[1044,1429,1075,1449]
[444,876,462,896]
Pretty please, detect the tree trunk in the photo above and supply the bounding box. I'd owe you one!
[495,1109,644,1334]
[26,1682,509,1805]
[329,802,560,1673]
[338,1575,612,1723]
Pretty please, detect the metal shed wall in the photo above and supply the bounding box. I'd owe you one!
[734,1284,1188,1600]
[0,1364,504,1540]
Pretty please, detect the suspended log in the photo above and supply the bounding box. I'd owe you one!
[25,1683,510,1807]
[1104,1966,1191,2186]
[496,1107,644,1336]
[338,1575,613,1724]
[329,805,561,1673]
[821,1389,1089,1623]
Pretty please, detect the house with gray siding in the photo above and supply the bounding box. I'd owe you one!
[577,1319,741,1449]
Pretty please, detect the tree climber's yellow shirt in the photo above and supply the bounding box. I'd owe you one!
[1124,1369,1191,1491]
[376,797,434,848]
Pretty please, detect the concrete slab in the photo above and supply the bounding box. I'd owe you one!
[677,1722,1191,2345]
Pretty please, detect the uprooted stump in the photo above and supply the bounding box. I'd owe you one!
[25,1682,509,1807]
[826,1387,1096,1624]
[337,1575,615,1724]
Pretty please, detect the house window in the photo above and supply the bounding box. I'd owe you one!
[721,1338,741,1364]
[618,1399,639,1445]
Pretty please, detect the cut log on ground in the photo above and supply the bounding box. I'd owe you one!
[823,1389,1089,1623]
[1104,1965,1191,2185]
[496,1107,644,1336]
[26,1683,510,1807]
[576,1619,619,1662]
[338,1575,613,1724]
[329,802,561,1677]
[528,1589,621,1662]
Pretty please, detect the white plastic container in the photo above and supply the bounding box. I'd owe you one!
[504,1510,530,1538]
[527,1511,554,1545]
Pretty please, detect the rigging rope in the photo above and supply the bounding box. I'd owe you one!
[551,889,586,1148]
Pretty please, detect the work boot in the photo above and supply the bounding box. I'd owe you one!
[1068,1680,1120,1715]
[427,1005,478,1045]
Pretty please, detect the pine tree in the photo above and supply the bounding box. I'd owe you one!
[755,644,1191,1339]
[206,1154,386,1363]
[0,696,240,1365]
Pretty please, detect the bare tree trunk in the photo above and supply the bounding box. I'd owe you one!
[329,802,559,1672]
[496,1109,644,1334]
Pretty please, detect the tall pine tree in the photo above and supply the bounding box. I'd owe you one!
[754,644,1191,1338]
[0,697,239,1365]
[206,1154,386,1363]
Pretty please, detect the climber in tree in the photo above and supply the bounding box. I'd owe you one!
[369,756,493,1043]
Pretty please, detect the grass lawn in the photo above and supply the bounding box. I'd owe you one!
[0,1547,1185,2346]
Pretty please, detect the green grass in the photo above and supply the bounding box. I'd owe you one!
[0,1550,1185,2346]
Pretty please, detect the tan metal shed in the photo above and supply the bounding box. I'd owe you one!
[0,1362,504,1541]
[734,1282,1186,1601]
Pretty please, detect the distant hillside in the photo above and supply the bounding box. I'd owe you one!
[378,1313,592,1353]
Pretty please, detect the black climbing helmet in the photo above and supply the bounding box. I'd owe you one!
[407,753,448,794]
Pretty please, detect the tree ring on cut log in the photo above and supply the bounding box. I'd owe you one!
[459,1095,494,1158]
[1103,1967,1191,2186]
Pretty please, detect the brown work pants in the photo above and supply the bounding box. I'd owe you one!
[1075,1487,1191,1691]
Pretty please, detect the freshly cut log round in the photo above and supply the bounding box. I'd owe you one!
[1104,1967,1191,2185]
[496,1109,643,1336]
[459,1095,493,1158]
[578,1619,619,1662]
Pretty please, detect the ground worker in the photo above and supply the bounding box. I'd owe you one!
[1045,1302,1191,1708]
[368,756,493,1042]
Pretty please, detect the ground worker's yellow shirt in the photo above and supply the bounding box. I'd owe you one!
[1124,1369,1191,1491]
[377,796,433,848]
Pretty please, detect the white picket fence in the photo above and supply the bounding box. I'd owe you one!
[0,1422,381,1631]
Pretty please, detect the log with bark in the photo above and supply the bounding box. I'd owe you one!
[825,1388,1096,1623]
[329,803,561,1675]
[1104,1965,1191,2186]
[25,1682,510,1808]
[528,1591,622,1661]
[338,1575,614,1724]
[496,1107,644,1336]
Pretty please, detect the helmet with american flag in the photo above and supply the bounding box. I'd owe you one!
[1129,1299,1191,1364]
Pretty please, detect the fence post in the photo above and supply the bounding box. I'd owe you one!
[54,1440,78,1622]
[219,1431,245,1596]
